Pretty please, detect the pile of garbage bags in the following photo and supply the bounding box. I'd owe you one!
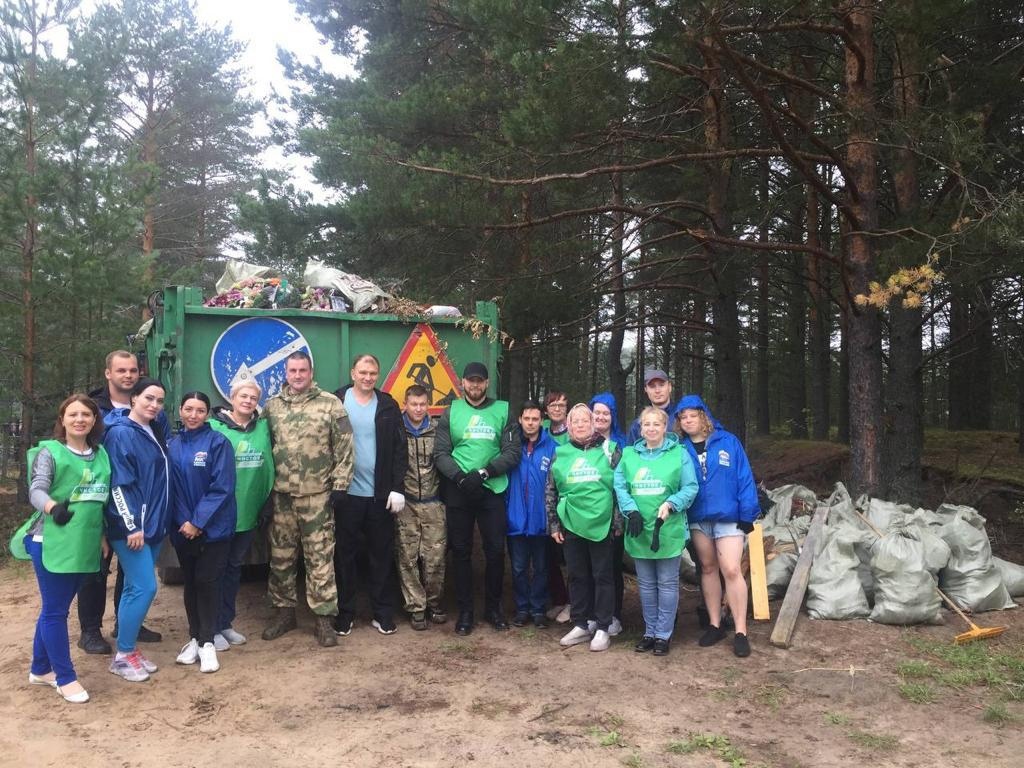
[760,483,1023,625]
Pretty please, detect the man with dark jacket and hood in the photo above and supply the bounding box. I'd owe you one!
[433,362,521,635]
[77,350,166,654]
[332,353,408,636]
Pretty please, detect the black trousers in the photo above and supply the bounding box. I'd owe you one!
[77,549,127,633]
[563,529,614,631]
[445,485,506,615]
[612,532,624,618]
[175,538,230,645]
[334,495,396,623]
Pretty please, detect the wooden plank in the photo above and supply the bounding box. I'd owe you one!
[749,522,771,621]
[769,499,832,648]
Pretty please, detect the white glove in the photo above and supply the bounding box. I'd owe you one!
[386,491,406,514]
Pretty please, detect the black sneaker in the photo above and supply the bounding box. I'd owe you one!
[78,629,112,655]
[333,615,354,636]
[511,611,530,627]
[486,612,509,631]
[653,638,670,656]
[699,625,727,647]
[531,613,548,629]
[733,632,751,658]
[454,611,474,636]
[137,625,162,643]
[634,636,656,653]
[372,618,398,635]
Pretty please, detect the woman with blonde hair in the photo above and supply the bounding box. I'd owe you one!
[674,395,759,658]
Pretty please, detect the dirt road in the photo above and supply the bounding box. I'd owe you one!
[1,561,1021,767]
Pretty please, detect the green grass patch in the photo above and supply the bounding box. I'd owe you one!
[896,659,936,679]
[982,702,1015,727]
[589,726,625,747]
[754,683,788,710]
[898,682,937,704]
[665,733,747,766]
[922,429,1024,486]
[823,711,850,726]
[847,730,899,751]
[622,752,643,768]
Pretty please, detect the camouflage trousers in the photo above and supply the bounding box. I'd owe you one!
[267,491,338,616]
[394,499,447,614]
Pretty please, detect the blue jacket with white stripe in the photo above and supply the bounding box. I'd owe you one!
[102,409,171,543]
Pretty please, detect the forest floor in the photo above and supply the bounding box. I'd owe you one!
[0,433,1022,768]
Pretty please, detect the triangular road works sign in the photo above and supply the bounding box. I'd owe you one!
[381,323,461,415]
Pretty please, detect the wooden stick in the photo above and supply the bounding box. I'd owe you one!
[769,492,835,648]
[749,522,771,621]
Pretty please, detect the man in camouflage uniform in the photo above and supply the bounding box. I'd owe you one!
[261,351,353,647]
[395,385,447,630]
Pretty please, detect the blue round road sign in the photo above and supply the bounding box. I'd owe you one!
[210,317,312,406]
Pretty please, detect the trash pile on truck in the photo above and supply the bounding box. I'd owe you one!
[721,482,1023,627]
[202,259,463,318]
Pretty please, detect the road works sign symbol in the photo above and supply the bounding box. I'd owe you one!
[381,323,460,414]
[210,317,312,407]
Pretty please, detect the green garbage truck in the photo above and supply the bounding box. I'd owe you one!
[145,285,501,577]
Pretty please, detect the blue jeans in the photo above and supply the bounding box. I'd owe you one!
[110,538,161,653]
[633,556,681,640]
[219,528,255,631]
[26,538,84,686]
[507,535,549,614]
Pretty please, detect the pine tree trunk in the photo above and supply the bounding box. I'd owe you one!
[841,0,883,495]
[806,185,831,440]
[785,250,808,438]
[755,159,771,436]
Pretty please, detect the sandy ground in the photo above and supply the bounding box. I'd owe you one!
[1,559,1022,768]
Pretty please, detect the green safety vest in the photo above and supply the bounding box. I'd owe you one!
[618,443,688,559]
[449,399,509,494]
[542,420,570,446]
[550,441,614,542]
[210,417,275,532]
[10,441,109,573]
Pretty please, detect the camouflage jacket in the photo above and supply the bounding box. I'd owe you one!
[403,414,439,501]
[264,382,353,496]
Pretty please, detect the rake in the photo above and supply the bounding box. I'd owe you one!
[853,510,1007,645]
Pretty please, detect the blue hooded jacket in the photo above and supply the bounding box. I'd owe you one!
[589,392,627,450]
[673,395,759,525]
[505,426,557,536]
[102,408,171,543]
[169,423,237,543]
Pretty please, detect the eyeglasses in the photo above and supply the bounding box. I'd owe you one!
[547,402,567,410]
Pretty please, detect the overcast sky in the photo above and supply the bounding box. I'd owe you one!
[193,0,357,198]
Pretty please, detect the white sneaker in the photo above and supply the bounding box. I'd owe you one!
[109,652,149,683]
[135,651,158,673]
[590,629,610,652]
[559,625,593,647]
[198,642,220,673]
[220,627,247,645]
[176,638,199,665]
[213,633,231,652]
[555,605,571,623]
[608,617,623,636]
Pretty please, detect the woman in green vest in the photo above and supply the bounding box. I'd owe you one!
[209,380,275,647]
[613,406,698,656]
[19,394,110,704]
[545,403,621,652]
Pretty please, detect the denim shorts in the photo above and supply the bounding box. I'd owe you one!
[689,520,745,540]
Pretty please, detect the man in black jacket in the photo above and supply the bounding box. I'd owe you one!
[332,354,408,635]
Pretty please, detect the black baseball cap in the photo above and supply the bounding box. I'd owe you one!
[462,362,489,380]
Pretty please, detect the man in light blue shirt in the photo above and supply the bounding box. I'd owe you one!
[332,354,408,636]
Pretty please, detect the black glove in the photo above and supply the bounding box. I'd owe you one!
[625,513,643,538]
[458,470,486,494]
[50,502,74,526]
[737,520,754,534]
[330,489,347,508]
[650,518,664,552]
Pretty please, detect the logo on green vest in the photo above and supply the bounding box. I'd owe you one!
[567,456,601,484]
[631,466,667,496]
[71,468,109,502]
[462,414,497,441]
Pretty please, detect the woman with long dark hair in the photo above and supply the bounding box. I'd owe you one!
[170,391,236,673]
[103,378,170,682]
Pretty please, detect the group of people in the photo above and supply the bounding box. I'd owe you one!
[16,349,759,706]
